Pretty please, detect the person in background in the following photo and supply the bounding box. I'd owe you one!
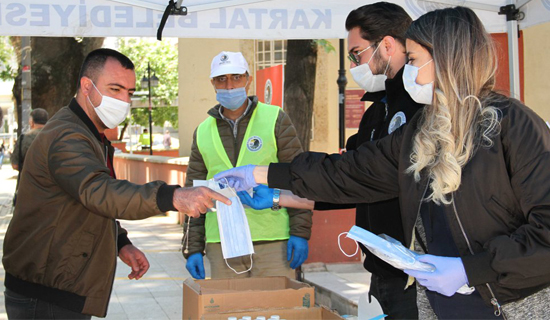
[139,128,151,150]
[11,108,49,171]
[0,140,5,169]
[320,3,422,318]
[183,51,312,280]
[11,108,49,205]
[2,48,230,319]
[163,129,172,149]
[216,6,550,318]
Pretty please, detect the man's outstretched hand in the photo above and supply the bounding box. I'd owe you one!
[173,187,231,218]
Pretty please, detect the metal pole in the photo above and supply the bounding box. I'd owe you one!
[21,37,32,135]
[499,2,522,100]
[148,62,153,155]
[507,10,521,99]
[337,39,348,151]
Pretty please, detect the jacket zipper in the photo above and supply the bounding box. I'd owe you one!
[451,198,506,319]
[412,182,430,251]
[103,219,117,316]
[103,142,115,316]
[233,121,239,166]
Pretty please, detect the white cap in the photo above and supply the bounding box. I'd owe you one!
[210,51,250,78]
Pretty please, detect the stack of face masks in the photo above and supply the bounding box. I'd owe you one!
[342,225,434,272]
[193,179,255,274]
[340,225,475,295]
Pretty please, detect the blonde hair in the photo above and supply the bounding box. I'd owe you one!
[404,7,502,204]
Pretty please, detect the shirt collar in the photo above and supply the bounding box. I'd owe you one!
[218,97,253,124]
[69,98,103,143]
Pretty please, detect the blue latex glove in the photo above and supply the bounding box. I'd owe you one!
[186,253,205,279]
[287,235,309,269]
[214,164,258,192]
[404,254,468,297]
[238,185,274,210]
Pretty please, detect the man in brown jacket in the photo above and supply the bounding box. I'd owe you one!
[183,51,312,280]
[2,49,229,319]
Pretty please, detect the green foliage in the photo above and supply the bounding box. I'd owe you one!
[313,39,336,54]
[117,38,179,128]
[0,36,16,81]
[130,106,178,129]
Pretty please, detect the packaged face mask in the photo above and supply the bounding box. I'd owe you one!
[339,225,475,295]
[193,179,255,274]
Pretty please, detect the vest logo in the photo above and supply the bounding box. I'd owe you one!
[388,111,406,134]
[247,136,263,152]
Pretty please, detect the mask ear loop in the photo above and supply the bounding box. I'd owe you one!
[338,232,359,257]
[225,254,254,274]
[383,55,392,76]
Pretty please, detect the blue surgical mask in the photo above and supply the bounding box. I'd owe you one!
[216,87,248,110]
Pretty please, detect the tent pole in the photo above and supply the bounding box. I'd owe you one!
[20,37,32,135]
[500,1,522,100]
[337,39,347,152]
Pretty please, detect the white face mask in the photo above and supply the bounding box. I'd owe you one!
[87,81,131,129]
[350,42,391,93]
[403,60,434,105]
[214,180,254,274]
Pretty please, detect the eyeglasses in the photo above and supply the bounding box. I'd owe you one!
[212,74,247,85]
[347,43,375,65]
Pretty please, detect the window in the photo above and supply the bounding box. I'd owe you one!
[256,40,287,70]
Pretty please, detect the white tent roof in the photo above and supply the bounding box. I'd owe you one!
[0,0,549,39]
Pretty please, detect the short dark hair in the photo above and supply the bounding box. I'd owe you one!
[30,108,49,125]
[345,2,412,47]
[77,48,134,90]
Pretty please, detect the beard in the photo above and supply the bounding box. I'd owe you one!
[372,50,391,76]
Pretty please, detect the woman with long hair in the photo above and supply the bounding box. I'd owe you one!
[216,6,550,318]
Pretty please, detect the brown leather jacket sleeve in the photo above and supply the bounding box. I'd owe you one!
[275,111,313,240]
[182,128,207,258]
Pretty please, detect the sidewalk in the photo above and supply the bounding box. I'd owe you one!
[0,166,371,319]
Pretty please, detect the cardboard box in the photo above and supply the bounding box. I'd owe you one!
[183,277,315,320]
[202,306,344,320]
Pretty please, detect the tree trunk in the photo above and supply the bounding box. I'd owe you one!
[283,40,317,151]
[119,122,129,141]
[12,37,104,135]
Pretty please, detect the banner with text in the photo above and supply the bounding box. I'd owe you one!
[1,0,548,38]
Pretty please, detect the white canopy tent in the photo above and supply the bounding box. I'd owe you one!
[2,0,550,98]
[1,0,549,97]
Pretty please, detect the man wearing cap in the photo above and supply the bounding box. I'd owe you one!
[183,51,312,279]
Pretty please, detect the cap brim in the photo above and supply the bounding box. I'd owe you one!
[210,66,248,78]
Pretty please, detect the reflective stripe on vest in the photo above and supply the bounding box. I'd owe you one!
[197,102,290,243]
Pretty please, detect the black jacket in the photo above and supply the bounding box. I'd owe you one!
[269,94,550,307]
[315,67,423,279]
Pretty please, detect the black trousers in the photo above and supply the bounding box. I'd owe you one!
[370,274,419,319]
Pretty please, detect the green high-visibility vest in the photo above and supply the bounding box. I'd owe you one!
[197,102,290,243]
